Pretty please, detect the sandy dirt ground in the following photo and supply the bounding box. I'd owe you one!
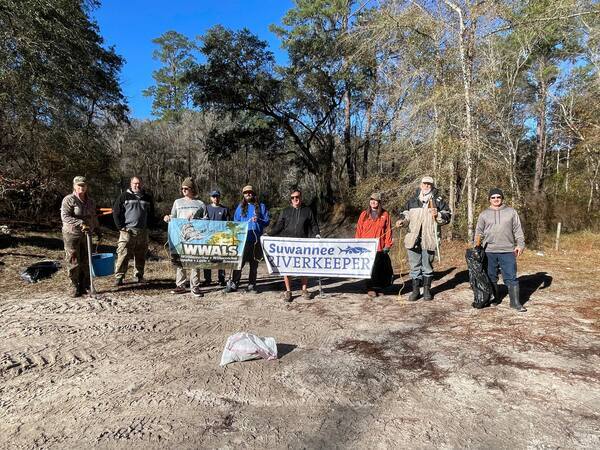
[0,230,599,449]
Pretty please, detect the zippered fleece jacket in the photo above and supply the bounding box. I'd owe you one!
[475,204,525,253]
[355,209,393,252]
[270,205,320,238]
[113,189,155,230]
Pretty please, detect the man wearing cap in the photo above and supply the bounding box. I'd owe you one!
[225,185,270,294]
[113,176,156,286]
[60,176,100,297]
[269,188,320,302]
[396,176,451,301]
[475,188,527,312]
[202,190,230,286]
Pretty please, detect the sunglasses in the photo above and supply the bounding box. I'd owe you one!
[490,195,502,199]
[243,191,253,195]
[181,187,190,191]
[290,195,301,199]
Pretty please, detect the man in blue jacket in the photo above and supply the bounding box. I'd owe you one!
[225,185,270,294]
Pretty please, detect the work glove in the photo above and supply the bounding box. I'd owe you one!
[382,247,390,254]
[81,224,90,233]
[315,234,321,239]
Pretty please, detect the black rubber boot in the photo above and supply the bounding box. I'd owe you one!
[490,283,501,305]
[508,284,526,312]
[408,279,420,301]
[422,276,433,301]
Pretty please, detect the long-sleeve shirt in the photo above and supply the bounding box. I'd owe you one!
[233,202,270,243]
[355,209,393,252]
[475,205,525,253]
[203,204,230,221]
[170,197,206,220]
[60,193,99,236]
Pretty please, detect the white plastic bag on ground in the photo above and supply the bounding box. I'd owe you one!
[220,332,278,366]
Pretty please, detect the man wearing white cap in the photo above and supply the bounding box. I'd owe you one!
[396,176,451,301]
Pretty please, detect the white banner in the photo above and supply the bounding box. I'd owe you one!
[261,236,379,278]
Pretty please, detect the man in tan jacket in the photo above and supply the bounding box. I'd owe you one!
[396,176,451,301]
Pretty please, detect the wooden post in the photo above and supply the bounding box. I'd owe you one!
[555,222,562,251]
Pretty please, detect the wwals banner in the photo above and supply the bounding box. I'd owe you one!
[168,218,248,269]
[261,236,379,278]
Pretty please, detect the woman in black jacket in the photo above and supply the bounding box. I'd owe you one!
[270,188,320,302]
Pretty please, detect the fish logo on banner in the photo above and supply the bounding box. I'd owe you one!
[168,218,248,269]
[261,236,379,279]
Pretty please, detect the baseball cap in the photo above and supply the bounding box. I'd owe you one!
[73,176,87,185]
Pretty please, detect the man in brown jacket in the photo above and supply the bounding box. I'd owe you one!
[60,176,100,297]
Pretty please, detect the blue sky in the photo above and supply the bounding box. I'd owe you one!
[93,0,293,119]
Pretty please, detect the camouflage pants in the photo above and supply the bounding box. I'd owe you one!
[63,232,90,288]
[115,228,148,280]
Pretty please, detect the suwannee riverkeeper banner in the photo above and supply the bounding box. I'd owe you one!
[261,236,379,278]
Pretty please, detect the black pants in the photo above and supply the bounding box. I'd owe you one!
[366,251,394,290]
[231,241,263,286]
[203,269,226,283]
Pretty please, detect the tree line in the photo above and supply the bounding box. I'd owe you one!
[1,0,598,243]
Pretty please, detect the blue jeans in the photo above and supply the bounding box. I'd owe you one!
[407,247,435,280]
[485,252,517,287]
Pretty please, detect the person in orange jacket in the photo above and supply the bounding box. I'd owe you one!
[355,192,394,297]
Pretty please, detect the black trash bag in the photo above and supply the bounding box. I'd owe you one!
[465,246,492,309]
[20,260,62,283]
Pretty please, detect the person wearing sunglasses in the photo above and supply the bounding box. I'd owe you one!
[396,176,451,301]
[163,177,207,297]
[355,192,394,298]
[269,188,320,302]
[475,188,526,312]
[224,185,270,294]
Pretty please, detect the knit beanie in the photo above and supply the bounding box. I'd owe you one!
[488,188,504,198]
[181,177,197,194]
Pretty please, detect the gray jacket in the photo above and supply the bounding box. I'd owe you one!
[475,205,525,253]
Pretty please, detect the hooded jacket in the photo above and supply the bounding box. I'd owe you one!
[270,205,320,238]
[475,204,525,253]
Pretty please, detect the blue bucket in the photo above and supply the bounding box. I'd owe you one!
[92,253,115,277]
